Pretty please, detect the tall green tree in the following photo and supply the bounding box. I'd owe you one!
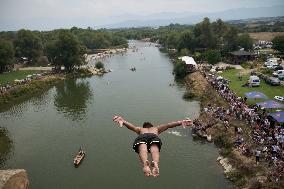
[194,17,217,49]
[272,35,284,53]
[223,26,239,52]
[14,29,43,64]
[237,33,253,51]
[205,50,221,65]
[45,30,84,71]
[212,19,228,37]
[0,40,14,73]
[178,30,194,51]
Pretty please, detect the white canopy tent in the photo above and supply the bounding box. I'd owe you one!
[179,56,197,66]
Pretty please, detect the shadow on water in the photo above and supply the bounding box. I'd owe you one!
[54,78,93,121]
[0,127,13,168]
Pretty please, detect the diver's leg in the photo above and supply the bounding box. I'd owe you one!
[150,144,160,177]
[138,144,152,176]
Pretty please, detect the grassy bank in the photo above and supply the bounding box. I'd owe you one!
[218,69,284,104]
[0,70,40,85]
[185,71,284,189]
[0,69,93,109]
[0,76,63,108]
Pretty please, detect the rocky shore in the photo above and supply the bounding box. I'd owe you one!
[0,169,29,189]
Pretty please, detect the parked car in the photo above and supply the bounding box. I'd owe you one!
[274,96,284,102]
[267,77,280,86]
[273,70,284,79]
[248,75,260,87]
[274,65,283,71]
[267,63,279,69]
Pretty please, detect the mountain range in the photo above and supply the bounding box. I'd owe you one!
[97,5,284,28]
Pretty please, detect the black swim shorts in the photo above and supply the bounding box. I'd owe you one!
[133,133,162,153]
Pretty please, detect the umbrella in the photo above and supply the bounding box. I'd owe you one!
[269,111,284,123]
[245,91,267,99]
[256,100,284,109]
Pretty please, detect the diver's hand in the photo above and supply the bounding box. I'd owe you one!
[180,119,192,128]
[113,115,125,127]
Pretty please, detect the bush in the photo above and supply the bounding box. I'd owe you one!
[259,68,273,75]
[95,61,104,69]
[205,50,221,65]
[179,48,190,56]
[183,90,195,100]
[227,170,247,187]
[214,134,233,150]
[225,66,235,70]
[173,61,187,79]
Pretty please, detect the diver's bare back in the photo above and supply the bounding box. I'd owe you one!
[139,127,158,135]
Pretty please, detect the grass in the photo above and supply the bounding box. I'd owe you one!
[0,70,40,85]
[249,32,284,41]
[218,69,284,104]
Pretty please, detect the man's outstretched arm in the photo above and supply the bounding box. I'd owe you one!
[113,116,141,134]
[157,119,192,134]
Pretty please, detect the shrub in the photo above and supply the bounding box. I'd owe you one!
[95,61,104,69]
[227,170,246,187]
[183,90,195,100]
[179,48,190,56]
[214,134,233,150]
[173,61,187,79]
[205,50,221,65]
[225,66,235,70]
[259,68,273,75]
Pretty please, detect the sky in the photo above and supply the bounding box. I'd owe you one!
[0,0,284,30]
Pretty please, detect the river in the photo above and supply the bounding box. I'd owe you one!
[0,41,231,189]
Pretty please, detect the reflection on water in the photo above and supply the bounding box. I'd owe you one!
[54,79,93,121]
[0,127,13,167]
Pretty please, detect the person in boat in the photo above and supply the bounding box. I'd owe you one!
[113,116,192,177]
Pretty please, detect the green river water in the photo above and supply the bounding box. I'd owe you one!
[0,41,231,189]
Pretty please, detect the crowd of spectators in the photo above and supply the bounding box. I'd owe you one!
[199,68,284,182]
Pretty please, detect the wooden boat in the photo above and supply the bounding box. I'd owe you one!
[73,147,85,166]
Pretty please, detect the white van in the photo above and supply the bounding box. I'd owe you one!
[248,76,260,87]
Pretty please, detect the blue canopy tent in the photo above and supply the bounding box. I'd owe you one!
[256,100,284,109]
[269,111,284,123]
[245,91,267,99]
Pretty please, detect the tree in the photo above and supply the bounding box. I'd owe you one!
[205,50,221,65]
[178,30,194,51]
[223,26,239,52]
[179,48,190,56]
[193,17,217,49]
[45,30,84,71]
[14,29,43,64]
[0,39,14,73]
[237,33,253,51]
[166,32,180,49]
[272,35,284,53]
[212,19,228,37]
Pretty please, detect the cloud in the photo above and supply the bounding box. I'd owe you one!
[0,0,283,30]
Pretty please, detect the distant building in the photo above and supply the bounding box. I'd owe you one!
[229,50,255,64]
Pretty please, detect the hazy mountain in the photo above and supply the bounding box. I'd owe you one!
[98,5,284,28]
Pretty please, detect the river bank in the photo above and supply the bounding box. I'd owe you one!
[0,68,102,109]
[0,74,64,109]
[185,71,284,188]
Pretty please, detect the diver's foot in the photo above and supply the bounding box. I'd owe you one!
[143,160,152,177]
[151,161,159,177]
